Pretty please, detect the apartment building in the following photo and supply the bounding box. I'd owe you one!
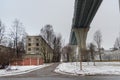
[26,35,53,63]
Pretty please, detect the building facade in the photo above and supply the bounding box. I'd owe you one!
[26,36,53,63]
[26,36,42,55]
[0,45,11,52]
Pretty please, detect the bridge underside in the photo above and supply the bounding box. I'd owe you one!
[69,0,103,45]
[69,0,103,64]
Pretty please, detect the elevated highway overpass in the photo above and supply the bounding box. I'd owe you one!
[69,0,103,70]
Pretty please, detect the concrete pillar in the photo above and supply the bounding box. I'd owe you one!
[73,28,89,70]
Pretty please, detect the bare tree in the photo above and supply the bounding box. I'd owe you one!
[88,43,96,66]
[0,20,5,44]
[52,34,62,62]
[40,42,47,63]
[114,37,120,50]
[40,25,63,62]
[40,24,55,46]
[20,32,28,51]
[8,41,13,48]
[62,45,73,62]
[9,19,26,58]
[40,37,53,63]
[0,46,16,69]
[94,30,102,61]
[40,37,49,63]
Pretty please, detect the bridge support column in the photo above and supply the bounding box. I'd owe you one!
[73,28,89,70]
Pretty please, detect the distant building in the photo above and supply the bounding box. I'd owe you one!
[25,35,53,64]
[0,45,13,53]
[95,50,120,61]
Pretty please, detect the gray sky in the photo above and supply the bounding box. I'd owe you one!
[0,0,120,49]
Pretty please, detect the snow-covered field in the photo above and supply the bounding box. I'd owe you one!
[55,62,120,76]
[0,64,52,77]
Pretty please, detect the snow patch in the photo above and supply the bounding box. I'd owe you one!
[55,62,120,76]
[0,64,52,77]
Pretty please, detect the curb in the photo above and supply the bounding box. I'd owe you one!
[55,69,120,76]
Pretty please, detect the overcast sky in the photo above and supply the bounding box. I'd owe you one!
[0,0,120,49]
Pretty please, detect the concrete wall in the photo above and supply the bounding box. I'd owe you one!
[11,54,44,66]
[12,58,44,66]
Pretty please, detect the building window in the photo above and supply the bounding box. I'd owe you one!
[36,38,39,41]
[28,38,31,41]
[36,43,39,46]
[28,48,31,51]
[36,48,39,50]
[28,43,31,46]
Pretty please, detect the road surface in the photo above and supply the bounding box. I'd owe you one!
[1,63,120,80]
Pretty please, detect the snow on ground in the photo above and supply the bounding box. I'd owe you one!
[55,62,120,76]
[0,64,52,77]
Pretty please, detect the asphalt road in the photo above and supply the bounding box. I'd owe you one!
[1,63,120,80]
